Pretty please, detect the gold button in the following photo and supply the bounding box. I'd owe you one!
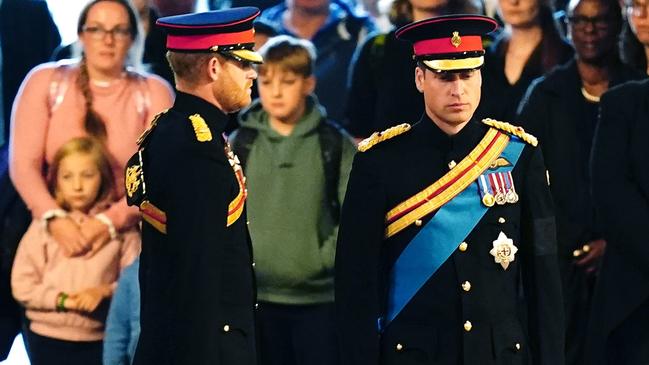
[252,262,256,268]
[448,160,457,169]
[415,219,423,226]
[396,343,403,351]
[498,217,506,224]
[464,321,472,332]
[246,221,250,225]
[515,343,521,351]
[255,303,259,309]
[459,242,468,252]
[223,325,230,332]
[462,281,471,292]
[582,244,591,253]
[573,249,582,257]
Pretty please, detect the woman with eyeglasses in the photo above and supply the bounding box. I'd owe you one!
[476,0,573,122]
[621,0,649,74]
[8,0,173,327]
[516,0,644,363]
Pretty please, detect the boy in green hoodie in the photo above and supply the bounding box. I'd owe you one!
[230,35,356,365]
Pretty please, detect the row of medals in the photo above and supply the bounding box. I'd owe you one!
[481,175,519,207]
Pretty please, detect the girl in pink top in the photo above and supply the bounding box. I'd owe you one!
[12,137,140,365]
[9,0,173,258]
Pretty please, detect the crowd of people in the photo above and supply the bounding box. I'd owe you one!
[0,0,647,364]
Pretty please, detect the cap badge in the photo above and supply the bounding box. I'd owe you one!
[210,45,219,51]
[451,31,462,48]
[189,114,213,142]
[490,232,518,270]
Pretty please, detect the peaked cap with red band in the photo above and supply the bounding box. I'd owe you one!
[396,15,498,71]
[157,7,263,64]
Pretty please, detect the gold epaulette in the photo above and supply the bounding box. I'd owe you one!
[189,114,213,142]
[358,123,411,152]
[136,109,169,146]
[482,118,538,147]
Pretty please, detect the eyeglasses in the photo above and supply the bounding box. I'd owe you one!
[627,1,648,17]
[82,25,132,41]
[566,15,612,30]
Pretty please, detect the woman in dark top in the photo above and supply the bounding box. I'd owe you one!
[344,0,483,138]
[477,0,573,123]
[517,0,644,363]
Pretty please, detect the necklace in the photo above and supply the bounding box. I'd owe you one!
[581,87,601,103]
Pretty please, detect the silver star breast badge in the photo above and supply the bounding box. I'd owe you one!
[490,231,518,270]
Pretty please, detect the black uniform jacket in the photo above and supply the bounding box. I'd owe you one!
[335,115,564,365]
[133,92,256,365]
[585,80,649,365]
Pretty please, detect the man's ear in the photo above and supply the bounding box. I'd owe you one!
[207,56,221,81]
[415,66,425,93]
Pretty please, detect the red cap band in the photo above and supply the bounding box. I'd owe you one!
[166,28,255,50]
[413,35,483,56]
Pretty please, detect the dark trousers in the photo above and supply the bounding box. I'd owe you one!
[606,299,649,365]
[256,302,340,365]
[26,328,102,365]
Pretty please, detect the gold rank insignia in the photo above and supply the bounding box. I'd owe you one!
[482,118,538,146]
[451,31,462,48]
[358,123,411,152]
[125,164,142,198]
[490,232,518,270]
[189,114,212,142]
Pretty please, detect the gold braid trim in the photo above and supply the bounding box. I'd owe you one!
[136,109,169,146]
[481,118,538,147]
[358,123,412,152]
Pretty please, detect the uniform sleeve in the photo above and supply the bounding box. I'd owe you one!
[165,140,231,361]
[519,146,565,365]
[591,89,649,273]
[11,222,60,311]
[335,151,385,365]
[9,64,60,218]
[344,34,381,138]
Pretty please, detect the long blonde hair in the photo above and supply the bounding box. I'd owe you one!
[47,137,115,210]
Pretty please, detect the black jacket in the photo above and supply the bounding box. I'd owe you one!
[133,92,256,365]
[335,115,564,365]
[585,79,649,365]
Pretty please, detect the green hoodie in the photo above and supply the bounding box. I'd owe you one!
[232,96,355,305]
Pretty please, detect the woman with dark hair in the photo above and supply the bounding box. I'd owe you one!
[344,0,484,138]
[476,0,573,122]
[517,0,644,362]
[9,0,173,260]
[620,0,649,74]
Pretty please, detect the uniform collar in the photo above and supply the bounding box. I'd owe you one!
[173,91,230,134]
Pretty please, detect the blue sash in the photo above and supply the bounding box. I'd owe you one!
[381,137,526,331]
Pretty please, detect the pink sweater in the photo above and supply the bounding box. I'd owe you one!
[11,210,141,342]
[9,62,174,230]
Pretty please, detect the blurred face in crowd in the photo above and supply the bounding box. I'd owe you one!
[568,0,620,63]
[409,0,451,14]
[212,57,258,113]
[257,66,316,124]
[415,66,482,131]
[56,153,102,213]
[627,0,649,46]
[498,0,541,28]
[79,1,134,77]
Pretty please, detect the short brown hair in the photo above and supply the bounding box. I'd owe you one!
[47,137,115,210]
[257,35,317,77]
[166,51,220,86]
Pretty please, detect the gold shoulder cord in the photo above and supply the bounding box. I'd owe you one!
[358,123,412,152]
[481,118,538,147]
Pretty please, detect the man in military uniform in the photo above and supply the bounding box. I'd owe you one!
[335,15,565,365]
[125,8,262,365]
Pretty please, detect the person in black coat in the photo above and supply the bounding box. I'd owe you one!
[516,0,645,363]
[585,79,649,365]
[335,15,564,365]
[127,8,262,365]
[0,0,61,146]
